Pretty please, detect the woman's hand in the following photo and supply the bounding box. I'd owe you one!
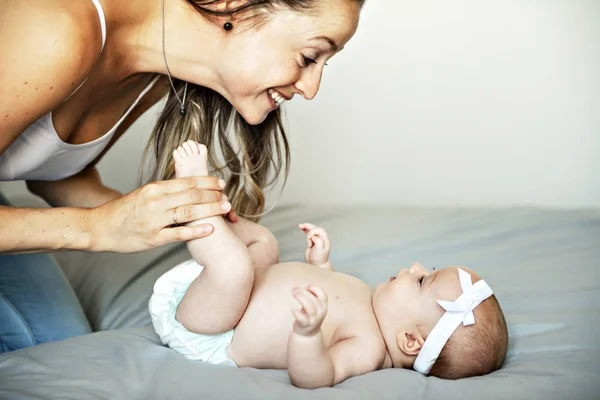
[88,176,229,253]
[220,193,239,223]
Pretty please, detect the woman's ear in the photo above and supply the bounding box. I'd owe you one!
[214,0,248,27]
[396,330,425,356]
[220,0,248,13]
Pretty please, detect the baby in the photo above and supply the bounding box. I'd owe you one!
[149,141,509,388]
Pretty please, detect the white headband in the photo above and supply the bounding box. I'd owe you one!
[413,268,494,375]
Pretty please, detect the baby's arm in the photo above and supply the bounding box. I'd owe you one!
[287,286,334,388]
[287,286,376,388]
[298,223,333,271]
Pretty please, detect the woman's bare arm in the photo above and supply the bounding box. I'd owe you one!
[0,4,229,255]
[0,2,101,156]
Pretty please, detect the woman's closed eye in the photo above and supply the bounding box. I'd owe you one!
[302,55,317,67]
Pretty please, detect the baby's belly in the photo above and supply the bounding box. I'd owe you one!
[230,302,338,369]
[228,309,294,369]
[227,262,371,368]
[228,263,315,368]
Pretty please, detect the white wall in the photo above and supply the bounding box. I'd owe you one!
[279,0,600,208]
[2,0,599,208]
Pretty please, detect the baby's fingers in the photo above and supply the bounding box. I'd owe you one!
[308,227,329,241]
[307,286,328,307]
[298,223,317,233]
[291,308,309,326]
[293,288,317,316]
[310,235,325,249]
[306,237,314,248]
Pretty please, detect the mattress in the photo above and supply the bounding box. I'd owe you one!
[0,205,598,399]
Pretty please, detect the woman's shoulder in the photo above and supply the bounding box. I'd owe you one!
[0,0,104,153]
[2,0,103,80]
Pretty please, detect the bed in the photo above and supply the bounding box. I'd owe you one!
[0,205,598,399]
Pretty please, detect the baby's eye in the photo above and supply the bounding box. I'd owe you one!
[418,275,425,286]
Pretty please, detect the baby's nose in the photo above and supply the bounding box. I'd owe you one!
[409,263,426,274]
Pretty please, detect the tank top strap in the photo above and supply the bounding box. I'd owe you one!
[64,0,107,101]
[90,0,107,52]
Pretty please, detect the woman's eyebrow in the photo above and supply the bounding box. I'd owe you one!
[311,35,340,52]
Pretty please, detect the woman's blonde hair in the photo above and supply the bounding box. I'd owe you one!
[145,0,366,222]
[146,82,288,222]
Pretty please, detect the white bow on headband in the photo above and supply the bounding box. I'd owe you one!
[413,268,494,375]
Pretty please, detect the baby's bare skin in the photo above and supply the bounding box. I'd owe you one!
[169,141,493,387]
[172,141,391,387]
[230,262,387,370]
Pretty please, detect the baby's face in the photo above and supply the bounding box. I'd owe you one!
[373,264,479,365]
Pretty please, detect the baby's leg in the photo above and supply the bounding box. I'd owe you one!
[225,217,279,270]
[173,141,254,335]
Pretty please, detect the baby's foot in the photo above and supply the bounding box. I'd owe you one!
[174,140,209,178]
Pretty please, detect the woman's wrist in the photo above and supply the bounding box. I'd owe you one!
[69,207,95,252]
[85,204,113,252]
[44,206,95,252]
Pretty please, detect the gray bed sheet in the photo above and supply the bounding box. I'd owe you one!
[0,205,598,400]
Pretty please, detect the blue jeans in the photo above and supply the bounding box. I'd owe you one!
[0,192,92,353]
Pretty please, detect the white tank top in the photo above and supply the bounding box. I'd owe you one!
[0,0,158,182]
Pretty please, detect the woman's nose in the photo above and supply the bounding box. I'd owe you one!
[295,67,323,100]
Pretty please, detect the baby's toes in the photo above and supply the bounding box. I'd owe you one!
[182,141,193,156]
[197,143,207,157]
[186,140,199,155]
[187,140,203,155]
[173,149,183,163]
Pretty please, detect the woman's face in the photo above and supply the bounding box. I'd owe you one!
[217,1,361,125]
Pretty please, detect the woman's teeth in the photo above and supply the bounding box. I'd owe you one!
[269,90,285,107]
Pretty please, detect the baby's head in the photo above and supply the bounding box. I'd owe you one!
[372,263,508,379]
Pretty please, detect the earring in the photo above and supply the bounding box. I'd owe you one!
[223,22,233,31]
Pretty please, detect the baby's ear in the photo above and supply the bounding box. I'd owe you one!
[396,330,425,356]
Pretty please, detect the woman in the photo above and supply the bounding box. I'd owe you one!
[0,0,364,352]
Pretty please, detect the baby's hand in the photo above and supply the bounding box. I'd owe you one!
[298,223,330,267]
[291,286,328,337]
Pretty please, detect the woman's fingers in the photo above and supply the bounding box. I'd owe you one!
[158,223,215,244]
[139,179,229,227]
[151,176,225,195]
[90,177,227,252]
[169,201,231,226]
[158,189,224,211]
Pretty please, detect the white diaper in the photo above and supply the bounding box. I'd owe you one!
[149,259,237,367]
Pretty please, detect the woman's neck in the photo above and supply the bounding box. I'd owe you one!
[98,0,224,91]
